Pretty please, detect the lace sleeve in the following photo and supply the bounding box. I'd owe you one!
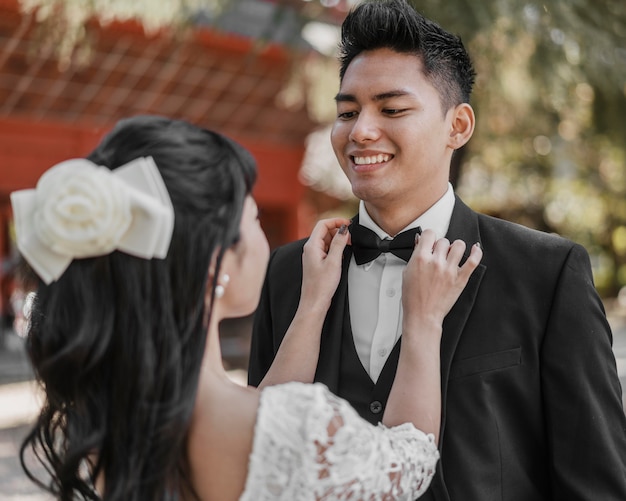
[240,382,439,501]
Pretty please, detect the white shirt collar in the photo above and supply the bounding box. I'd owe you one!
[357,183,456,240]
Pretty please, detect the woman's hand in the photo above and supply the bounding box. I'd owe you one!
[258,218,351,388]
[300,218,351,313]
[402,229,483,336]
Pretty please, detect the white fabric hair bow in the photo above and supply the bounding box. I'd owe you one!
[10,156,175,284]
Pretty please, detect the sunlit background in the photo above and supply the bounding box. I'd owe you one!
[0,0,625,497]
[1,0,626,291]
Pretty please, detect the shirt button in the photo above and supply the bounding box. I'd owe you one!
[378,348,387,357]
[370,401,383,414]
[385,288,396,297]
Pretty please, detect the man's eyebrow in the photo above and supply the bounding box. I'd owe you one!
[334,90,414,102]
[334,93,356,103]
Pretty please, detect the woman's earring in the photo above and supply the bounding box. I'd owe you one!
[215,274,230,299]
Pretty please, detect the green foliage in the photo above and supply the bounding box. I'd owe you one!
[410,0,626,296]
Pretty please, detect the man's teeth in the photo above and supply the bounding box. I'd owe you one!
[353,154,390,165]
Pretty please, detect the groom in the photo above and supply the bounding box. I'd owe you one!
[248,0,626,499]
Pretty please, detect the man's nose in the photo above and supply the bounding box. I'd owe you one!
[348,112,381,143]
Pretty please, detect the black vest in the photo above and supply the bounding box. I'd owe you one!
[337,298,403,425]
[337,301,446,501]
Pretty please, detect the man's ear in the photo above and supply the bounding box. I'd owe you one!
[448,103,475,150]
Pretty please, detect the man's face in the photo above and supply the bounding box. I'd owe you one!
[331,48,457,217]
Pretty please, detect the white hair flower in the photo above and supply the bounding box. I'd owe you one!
[34,159,132,258]
[11,157,174,284]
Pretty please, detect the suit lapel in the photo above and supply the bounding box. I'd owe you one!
[439,197,486,440]
[420,198,486,501]
[314,244,353,393]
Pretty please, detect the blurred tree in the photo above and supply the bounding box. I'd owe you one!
[414,0,626,296]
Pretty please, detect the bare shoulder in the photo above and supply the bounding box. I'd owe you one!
[187,380,261,501]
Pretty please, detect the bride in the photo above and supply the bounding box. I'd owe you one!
[14,115,482,500]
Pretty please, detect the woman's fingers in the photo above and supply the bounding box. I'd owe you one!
[413,230,481,275]
[307,218,351,254]
[432,237,453,260]
[302,218,351,274]
[301,218,351,309]
[326,224,350,264]
[415,228,437,253]
[402,232,483,329]
[445,239,467,265]
[458,243,483,282]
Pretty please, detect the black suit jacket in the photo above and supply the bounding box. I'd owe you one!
[249,197,626,500]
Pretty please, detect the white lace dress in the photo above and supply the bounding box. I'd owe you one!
[239,382,439,500]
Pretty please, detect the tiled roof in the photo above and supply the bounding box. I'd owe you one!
[0,0,321,146]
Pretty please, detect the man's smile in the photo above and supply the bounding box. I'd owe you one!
[352,153,392,165]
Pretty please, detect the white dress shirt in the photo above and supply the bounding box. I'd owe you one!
[348,183,456,383]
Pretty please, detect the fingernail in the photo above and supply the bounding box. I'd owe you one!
[414,226,422,245]
[474,242,482,249]
[339,224,348,235]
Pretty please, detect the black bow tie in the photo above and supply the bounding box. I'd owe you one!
[350,223,422,265]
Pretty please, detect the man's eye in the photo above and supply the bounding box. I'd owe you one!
[383,108,406,115]
[337,111,357,120]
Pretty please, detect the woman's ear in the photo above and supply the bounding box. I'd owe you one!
[448,103,475,150]
[206,248,234,306]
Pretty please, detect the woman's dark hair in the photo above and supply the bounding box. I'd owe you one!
[338,0,476,112]
[19,115,257,500]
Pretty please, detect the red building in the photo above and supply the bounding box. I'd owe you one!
[0,0,330,324]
